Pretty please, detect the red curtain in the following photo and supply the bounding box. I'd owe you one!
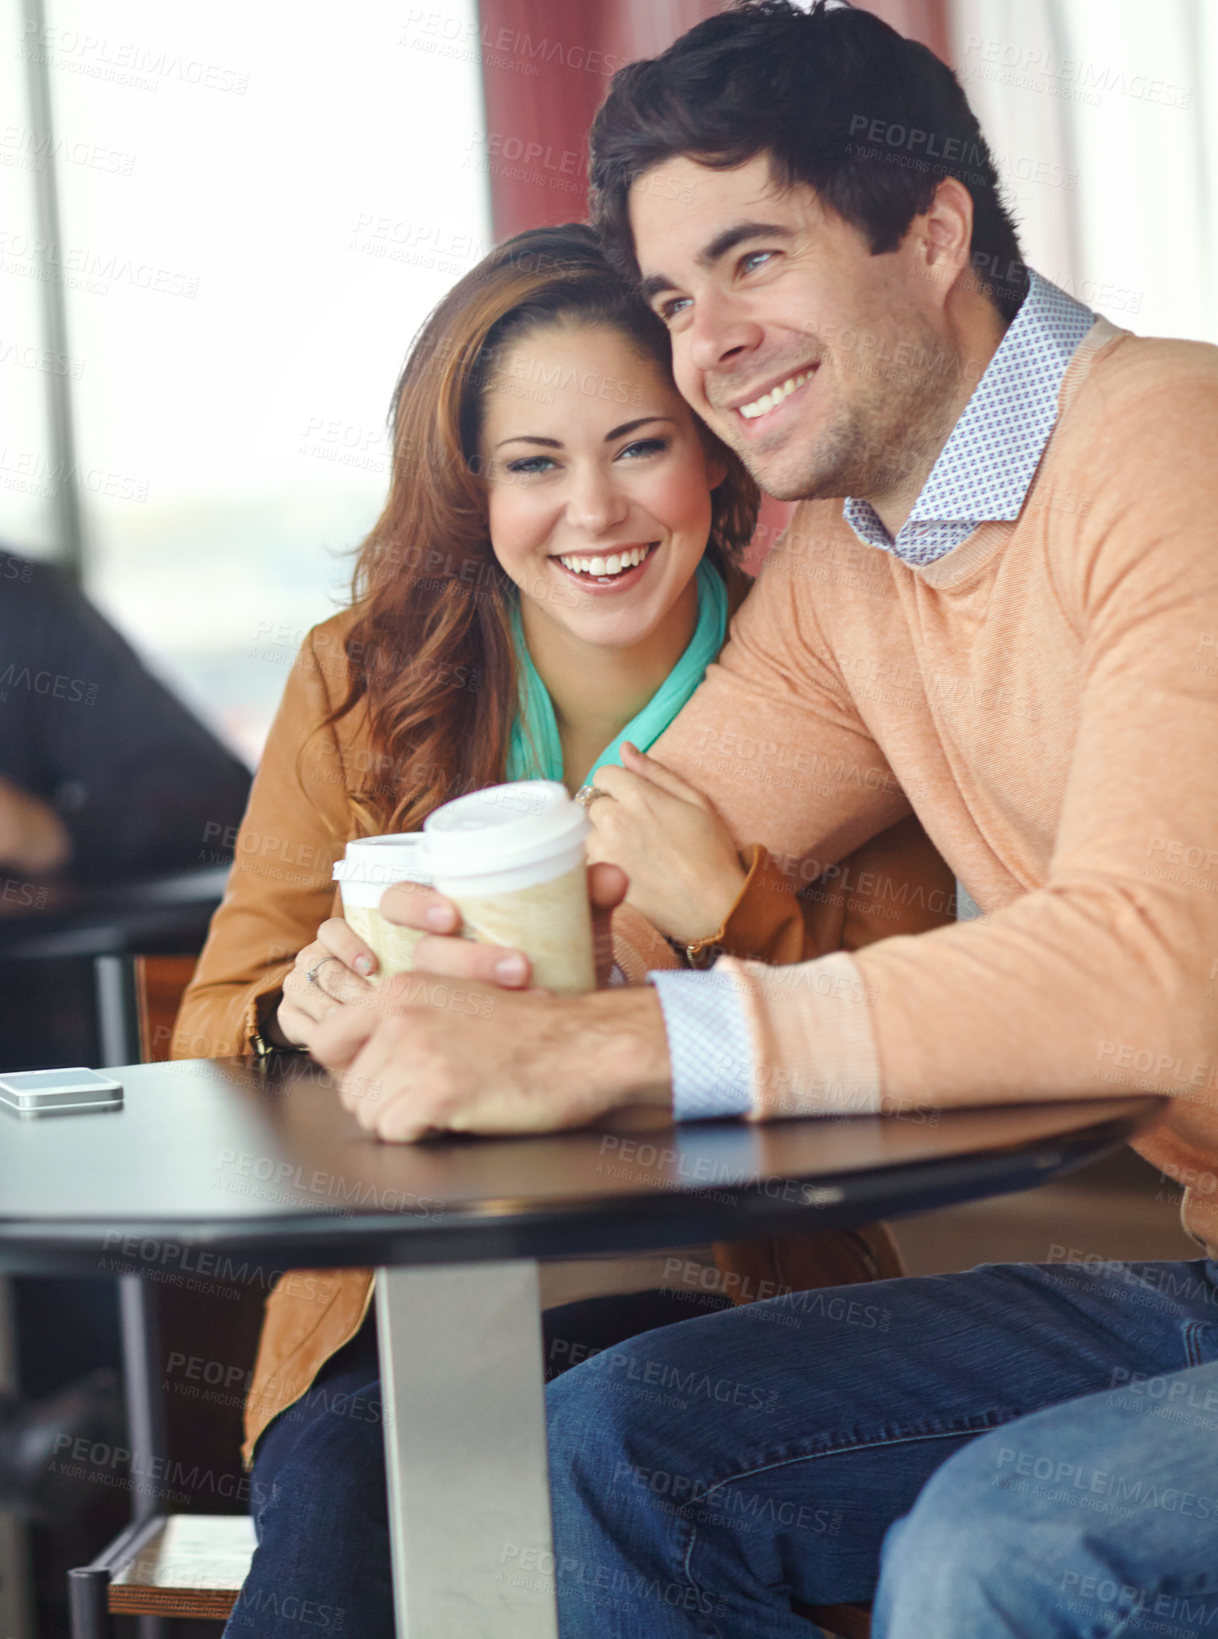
[475,0,951,567]
[477,1,725,241]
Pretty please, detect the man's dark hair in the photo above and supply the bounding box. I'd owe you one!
[589,0,1026,322]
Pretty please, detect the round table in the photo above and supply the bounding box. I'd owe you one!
[0,1055,1162,1638]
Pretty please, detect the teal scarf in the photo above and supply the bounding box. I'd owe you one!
[506,559,727,783]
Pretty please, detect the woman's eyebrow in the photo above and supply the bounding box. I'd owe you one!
[495,416,677,452]
[603,415,677,441]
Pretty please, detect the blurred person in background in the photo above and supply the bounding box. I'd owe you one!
[0,544,251,890]
[0,542,252,1068]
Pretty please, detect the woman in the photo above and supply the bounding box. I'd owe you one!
[175,224,955,1635]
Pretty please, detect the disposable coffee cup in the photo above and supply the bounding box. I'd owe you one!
[332,834,432,985]
[419,780,595,995]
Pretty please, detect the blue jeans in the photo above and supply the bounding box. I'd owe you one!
[222,1288,732,1637]
[875,1355,1218,1637]
[223,1318,387,1636]
[546,1259,1218,1637]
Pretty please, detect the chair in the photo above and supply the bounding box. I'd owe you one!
[69,956,261,1637]
[133,955,199,1064]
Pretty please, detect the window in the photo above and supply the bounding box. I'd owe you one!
[4,0,490,761]
[0,9,57,558]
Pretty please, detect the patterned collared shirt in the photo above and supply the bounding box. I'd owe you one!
[843,269,1095,567]
[654,268,1097,1121]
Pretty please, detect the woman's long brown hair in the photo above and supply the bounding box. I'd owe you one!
[326,222,759,835]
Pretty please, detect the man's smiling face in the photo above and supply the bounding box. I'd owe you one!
[628,152,959,506]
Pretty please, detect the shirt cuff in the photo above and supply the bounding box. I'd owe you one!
[648,968,754,1121]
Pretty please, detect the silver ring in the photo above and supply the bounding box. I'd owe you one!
[307,956,339,986]
[575,784,610,811]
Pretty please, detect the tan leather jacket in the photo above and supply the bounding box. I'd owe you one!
[172,581,956,1466]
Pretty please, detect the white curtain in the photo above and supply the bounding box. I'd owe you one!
[950,0,1218,343]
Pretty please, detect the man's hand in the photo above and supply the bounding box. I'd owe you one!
[377,860,628,990]
[0,775,70,877]
[309,976,672,1142]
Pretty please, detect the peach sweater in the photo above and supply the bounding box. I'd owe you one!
[653,317,1218,1252]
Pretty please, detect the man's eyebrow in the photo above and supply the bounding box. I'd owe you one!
[494,416,677,452]
[637,221,796,305]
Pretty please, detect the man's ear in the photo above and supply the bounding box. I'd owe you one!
[918,176,974,297]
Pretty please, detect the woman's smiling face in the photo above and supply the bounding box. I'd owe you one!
[481,321,723,651]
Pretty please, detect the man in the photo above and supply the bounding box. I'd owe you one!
[0,547,252,1061]
[0,545,252,1070]
[313,3,1218,1632]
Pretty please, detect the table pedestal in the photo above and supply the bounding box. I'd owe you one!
[376,1262,559,1638]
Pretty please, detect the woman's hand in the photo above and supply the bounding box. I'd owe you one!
[582,743,747,946]
[275,917,379,1049]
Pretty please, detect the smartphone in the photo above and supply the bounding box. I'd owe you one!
[0,1066,124,1117]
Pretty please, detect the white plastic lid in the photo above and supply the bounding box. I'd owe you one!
[332,833,432,887]
[420,780,589,881]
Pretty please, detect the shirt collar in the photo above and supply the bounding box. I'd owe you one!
[843,269,1096,567]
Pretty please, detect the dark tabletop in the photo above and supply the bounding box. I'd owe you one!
[0,865,229,960]
[0,1056,1163,1278]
